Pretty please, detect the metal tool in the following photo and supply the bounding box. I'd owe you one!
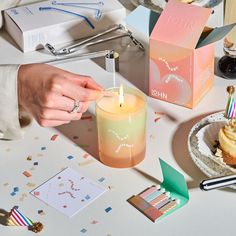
[45,24,145,56]
[39,6,95,29]
[40,49,119,72]
[52,1,102,20]
[200,174,236,191]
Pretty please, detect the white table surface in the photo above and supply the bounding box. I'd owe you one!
[1,1,235,236]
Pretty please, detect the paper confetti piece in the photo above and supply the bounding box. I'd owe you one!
[105,207,112,213]
[34,162,38,166]
[90,220,98,224]
[83,153,90,159]
[98,177,105,182]
[27,182,36,188]
[19,193,27,202]
[80,228,87,233]
[41,146,46,151]
[67,155,74,160]
[34,191,40,196]
[108,186,115,190]
[27,155,32,161]
[38,210,45,216]
[73,136,79,140]
[78,160,95,166]
[37,153,43,157]
[10,192,16,196]
[51,134,59,141]
[3,183,9,187]
[23,171,32,177]
[34,136,39,140]
[13,187,19,192]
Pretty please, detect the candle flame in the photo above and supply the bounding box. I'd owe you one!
[119,84,124,107]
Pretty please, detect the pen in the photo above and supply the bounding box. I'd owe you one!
[200,174,236,191]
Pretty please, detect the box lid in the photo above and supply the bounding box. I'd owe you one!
[125,6,160,37]
[151,0,212,49]
[5,0,125,32]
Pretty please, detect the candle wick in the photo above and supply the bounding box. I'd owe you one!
[120,103,122,107]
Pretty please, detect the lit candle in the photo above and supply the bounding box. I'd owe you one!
[96,86,147,168]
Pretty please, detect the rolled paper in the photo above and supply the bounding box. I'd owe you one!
[7,208,43,233]
[225,86,236,119]
[8,208,33,227]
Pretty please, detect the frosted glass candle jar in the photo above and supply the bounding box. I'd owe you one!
[96,87,147,168]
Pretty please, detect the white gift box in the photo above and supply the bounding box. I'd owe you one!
[4,0,126,52]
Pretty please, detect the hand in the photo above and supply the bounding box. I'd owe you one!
[17,63,103,127]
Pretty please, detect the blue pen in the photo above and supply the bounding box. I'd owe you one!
[39,6,95,29]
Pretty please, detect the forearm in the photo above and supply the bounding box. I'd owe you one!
[0,65,25,140]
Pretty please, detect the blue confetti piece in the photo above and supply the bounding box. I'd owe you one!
[80,228,87,233]
[98,177,105,182]
[41,146,46,151]
[10,192,16,196]
[85,195,91,200]
[67,155,74,160]
[13,187,19,192]
[105,207,112,213]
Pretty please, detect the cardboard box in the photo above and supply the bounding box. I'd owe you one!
[4,0,126,52]
[149,0,236,108]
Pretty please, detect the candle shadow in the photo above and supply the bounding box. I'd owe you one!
[171,110,223,190]
[0,208,9,226]
[55,111,100,161]
[132,168,161,185]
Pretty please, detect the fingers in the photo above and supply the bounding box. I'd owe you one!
[44,94,90,113]
[65,73,103,91]
[62,82,103,102]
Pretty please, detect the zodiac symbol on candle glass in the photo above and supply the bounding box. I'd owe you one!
[108,129,134,153]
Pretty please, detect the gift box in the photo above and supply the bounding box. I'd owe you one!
[4,0,126,52]
[149,0,236,108]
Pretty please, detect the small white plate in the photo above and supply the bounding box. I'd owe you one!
[130,0,222,13]
[188,111,236,190]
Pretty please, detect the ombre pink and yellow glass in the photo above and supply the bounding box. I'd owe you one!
[96,87,146,168]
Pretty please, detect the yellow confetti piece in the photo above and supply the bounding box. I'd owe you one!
[27,182,36,188]
[3,183,9,187]
[27,155,32,161]
[78,160,95,166]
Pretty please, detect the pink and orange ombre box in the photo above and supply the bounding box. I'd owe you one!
[149,0,235,108]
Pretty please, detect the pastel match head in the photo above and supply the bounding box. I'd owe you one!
[166,192,170,197]
[160,188,165,193]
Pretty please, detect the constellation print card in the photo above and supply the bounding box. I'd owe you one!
[31,168,107,217]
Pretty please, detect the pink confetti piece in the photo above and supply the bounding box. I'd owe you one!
[83,153,90,159]
[51,134,59,141]
[34,191,40,196]
[90,220,98,224]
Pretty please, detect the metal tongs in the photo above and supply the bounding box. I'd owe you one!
[45,24,145,56]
